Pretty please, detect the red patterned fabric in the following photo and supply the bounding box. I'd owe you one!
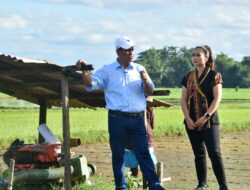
[186,69,211,130]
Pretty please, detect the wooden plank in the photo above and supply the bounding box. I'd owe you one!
[7,159,15,190]
[157,162,163,185]
[0,68,59,76]
[153,90,171,96]
[147,98,174,108]
[61,74,72,190]
[0,85,38,105]
[0,81,60,89]
[68,99,95,109]
[0,84,59,97]
[0,75,23,83]
[38,99,47,143]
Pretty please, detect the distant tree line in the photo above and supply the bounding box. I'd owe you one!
[135,46,250,88]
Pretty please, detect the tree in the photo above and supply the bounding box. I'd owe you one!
[136,48,165,86]
[240,56,250,87]
[136,46,193,87]
[215,53,241,87]
[136,47,250,88]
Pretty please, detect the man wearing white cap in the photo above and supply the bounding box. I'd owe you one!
[76,36,165,190]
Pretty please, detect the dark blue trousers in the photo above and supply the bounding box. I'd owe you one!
[108,111,163,190]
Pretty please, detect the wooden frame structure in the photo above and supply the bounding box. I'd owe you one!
[0,54,171,190]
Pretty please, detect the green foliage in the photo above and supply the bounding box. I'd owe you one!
[126,172,143,190]
[135,46,193,87]
[8,176,114,190]
[71,176,114,190]
[136,46,250,88]
[216,53,241,87]
[240,56,250,87]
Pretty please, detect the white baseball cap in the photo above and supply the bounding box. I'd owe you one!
[115,36,135,50]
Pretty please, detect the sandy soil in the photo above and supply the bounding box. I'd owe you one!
[72,131,250,190]
[1,131,249,189]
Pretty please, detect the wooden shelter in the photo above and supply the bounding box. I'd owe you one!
[0,54,171,189]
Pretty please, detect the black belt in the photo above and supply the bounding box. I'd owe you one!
[109,110,144,118]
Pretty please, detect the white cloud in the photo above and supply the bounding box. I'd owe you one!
[1,0,250,67]
[32,0,181,10]
[21,35,34,42]
[0,15,27,29]
[87,34,104,43]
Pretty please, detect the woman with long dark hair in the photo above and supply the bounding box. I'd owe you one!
[181,45,228,190]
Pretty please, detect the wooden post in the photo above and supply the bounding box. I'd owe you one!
[156,162,171,184]
[157,162,163,185]
[61,74,71,190]
[7,159,15,190]
[38,99,47,143]
[142,175,148,189]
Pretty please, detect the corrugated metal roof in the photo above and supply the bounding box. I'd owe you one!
[0,54,105,108]
[0,54,172,108]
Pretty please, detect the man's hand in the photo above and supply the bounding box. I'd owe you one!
[75,59,87,70]
[140,69,154,95]
[75,59,92,86]
[140,70,150,83]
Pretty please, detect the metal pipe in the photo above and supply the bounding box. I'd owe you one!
[69,138,81,148]
[13,166,74,184]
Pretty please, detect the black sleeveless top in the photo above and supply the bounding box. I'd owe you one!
[181,67,223,125]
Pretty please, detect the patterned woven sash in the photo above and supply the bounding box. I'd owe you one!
[187,68,211,129]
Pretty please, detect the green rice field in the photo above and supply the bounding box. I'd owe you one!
[0,88,249,190]
[0,88,249,149]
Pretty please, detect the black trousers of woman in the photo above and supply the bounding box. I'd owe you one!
[186,125,228,190]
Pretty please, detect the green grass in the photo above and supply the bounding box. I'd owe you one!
[11,175,114,190]
[0,89,250,190]
[155,87,250,100]
[0,108,109,149]
[0,88,250,149]
[1,88,250,108]
[0,102,250,149]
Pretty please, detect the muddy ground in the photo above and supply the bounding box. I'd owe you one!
[0,131,249,190]
[73,131,250,190]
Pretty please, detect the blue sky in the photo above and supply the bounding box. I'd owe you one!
[1,0,250,69]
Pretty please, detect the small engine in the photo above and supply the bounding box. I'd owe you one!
[12,143,61,169]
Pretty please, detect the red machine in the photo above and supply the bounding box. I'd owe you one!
[2,138,96,190]
[11,143,61,170]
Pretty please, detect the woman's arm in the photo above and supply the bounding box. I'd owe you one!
[195,84,222,128]
[181,86,196,130]
[207,83,222,115]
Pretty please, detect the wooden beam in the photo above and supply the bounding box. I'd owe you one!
[38,99,47,143]
[153,90,171,96]
[0,85,39,105]
[1,81,60,89]
[0,68,59,76]
[0,81,85,89]
[61,74,71,190]
[18,91,104,100]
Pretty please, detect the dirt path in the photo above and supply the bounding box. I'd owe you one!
[0,132,249,189]
[72,131,250,190]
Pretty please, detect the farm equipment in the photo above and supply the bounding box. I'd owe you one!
[0,125,96,190]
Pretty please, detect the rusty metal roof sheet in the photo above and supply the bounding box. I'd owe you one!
[0,54,172,108]
[0,54,105,108]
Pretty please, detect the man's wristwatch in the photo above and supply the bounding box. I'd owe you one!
[204,113,211,119]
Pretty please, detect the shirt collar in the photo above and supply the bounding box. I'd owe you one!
[115,58,134,70]
[195,67,209,82]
